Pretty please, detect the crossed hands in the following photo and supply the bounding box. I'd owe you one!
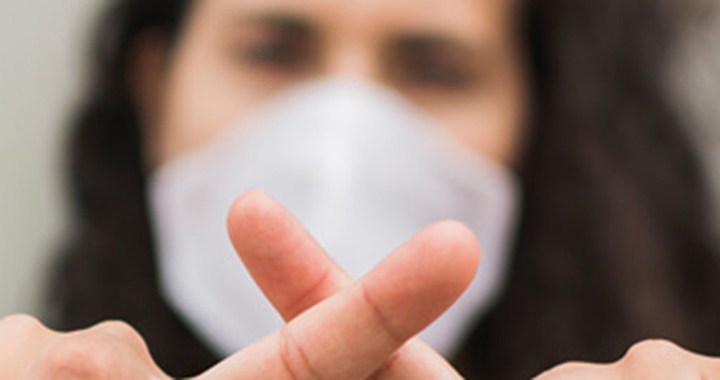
[1,191,719,379]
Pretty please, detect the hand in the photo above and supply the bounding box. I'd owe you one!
[0,316,167,378]
[536,340,720,379]
[205,190,476,379]
[0,190,479,379]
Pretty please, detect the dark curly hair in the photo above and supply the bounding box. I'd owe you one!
[46,0,720,378]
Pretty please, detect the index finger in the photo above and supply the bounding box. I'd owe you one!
[228,190,349,321]
[204,218,479,380]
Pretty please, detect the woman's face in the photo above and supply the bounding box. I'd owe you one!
[145,0,528,168]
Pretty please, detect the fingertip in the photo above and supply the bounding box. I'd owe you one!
[227,190,287,250]
[228,189,276,222]
[359,220,482,340]
[421,220,481,290]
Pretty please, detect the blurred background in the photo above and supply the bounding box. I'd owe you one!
[0,0,103,315]
[0,0,718,318]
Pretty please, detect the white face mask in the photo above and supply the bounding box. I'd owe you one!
[148,78,520,358]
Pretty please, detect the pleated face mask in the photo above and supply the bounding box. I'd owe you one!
[148,78,520,358]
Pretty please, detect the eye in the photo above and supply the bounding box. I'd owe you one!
[235,30,316,74]
[405,55,472,88]
[243,38,304,68]
[389,40,479,92]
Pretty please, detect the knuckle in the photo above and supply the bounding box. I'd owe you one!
[277,326,318,380]
[0,314,45,335]
[537,361,600,379]
[622,339,683,366]
[39,335,120,378]
[358,282,404,346]
[368,351,403,380]
[550,361,591,373]
[94,320,143,344]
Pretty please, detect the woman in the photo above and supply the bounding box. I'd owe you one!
[1,0,719,378]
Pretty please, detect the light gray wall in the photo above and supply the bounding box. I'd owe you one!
[0,0,103,316]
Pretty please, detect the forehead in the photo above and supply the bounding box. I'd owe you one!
[198,0,516,43]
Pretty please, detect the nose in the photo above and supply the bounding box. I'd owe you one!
[323,43,380,83]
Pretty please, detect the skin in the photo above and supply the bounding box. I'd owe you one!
[536,340,720,379]
[1,192,720,378]
[1,0,719,378]
[0,191,478,379]
[145,0,529,168]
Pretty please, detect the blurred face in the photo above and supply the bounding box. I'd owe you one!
[146,0,528,168]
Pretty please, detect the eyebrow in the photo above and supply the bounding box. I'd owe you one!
[392,33,480,58]
[232,12,314,35]
[229,13,489,61]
